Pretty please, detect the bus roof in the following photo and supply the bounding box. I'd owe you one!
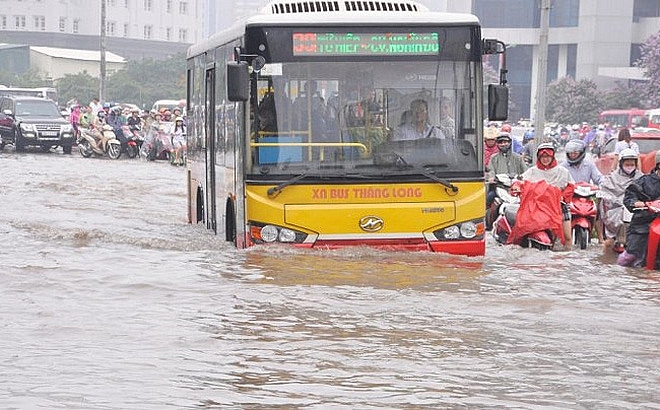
[187,0,479,59]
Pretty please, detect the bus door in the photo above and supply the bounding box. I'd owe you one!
[204,64,217,234]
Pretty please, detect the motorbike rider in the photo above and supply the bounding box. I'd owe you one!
[521,130,537,166]
[515,142,575,249]
[127,108,143,132]
[560,139,604,243]
[484,126,499,168]
[486,132,527,181]
[618,151,660,267]
[171,116,186,166]
[597,148,641,252]
[88,110,111,153]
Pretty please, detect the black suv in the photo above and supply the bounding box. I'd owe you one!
[0,96,75,153]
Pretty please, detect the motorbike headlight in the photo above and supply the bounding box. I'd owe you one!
[20,123,36,132]
[61,124,73,133]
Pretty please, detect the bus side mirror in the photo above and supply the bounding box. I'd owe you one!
[488,84,508,121]
[227,61,249,102]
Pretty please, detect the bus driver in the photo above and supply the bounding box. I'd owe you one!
[392,99,446,141]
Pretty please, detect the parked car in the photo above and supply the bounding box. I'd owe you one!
[0,95,75,153]
[593,128,660,175]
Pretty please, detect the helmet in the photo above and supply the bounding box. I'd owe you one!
[97,111,105,118]
[496,132,511,142]
[175,116,184,122]
[565,139,586,165]
[537,142,555,157]
[619,148,638,162]
[501,123,512,133]
[484,127,498,140]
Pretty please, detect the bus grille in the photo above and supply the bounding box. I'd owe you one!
[265,1,426,14]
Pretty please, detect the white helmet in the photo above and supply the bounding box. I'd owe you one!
[619,148,638,162]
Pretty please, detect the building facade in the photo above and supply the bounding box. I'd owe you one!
[0,0,201,60]
[434,0,660,121]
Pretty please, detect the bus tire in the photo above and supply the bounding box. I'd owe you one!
[225,197,236,243]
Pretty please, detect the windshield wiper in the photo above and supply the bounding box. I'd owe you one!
[418,167,458,193]
[267,173,311,197]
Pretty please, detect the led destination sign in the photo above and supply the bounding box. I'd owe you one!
[292,32,440,56]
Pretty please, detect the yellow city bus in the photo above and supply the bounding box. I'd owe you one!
[185,0,508,255]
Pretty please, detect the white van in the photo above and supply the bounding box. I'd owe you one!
[152,99,185,113]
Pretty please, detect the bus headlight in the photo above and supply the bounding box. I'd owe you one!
[250,223,308,244]
[260,225,279,243]
[442,225,461,239]
[433,220,484,241]
[278,228,297,243]
[460,221,478,239]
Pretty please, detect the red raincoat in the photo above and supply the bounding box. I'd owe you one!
[507,179,565,245]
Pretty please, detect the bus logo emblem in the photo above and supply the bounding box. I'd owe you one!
[359,216,384,232]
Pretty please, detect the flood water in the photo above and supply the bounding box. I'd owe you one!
[1,149,659,409]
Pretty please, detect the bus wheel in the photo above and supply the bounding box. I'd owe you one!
[225,197,236,243]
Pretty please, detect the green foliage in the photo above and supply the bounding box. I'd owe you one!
[106,52,186,109]
[600,81,645,110]
[635,30,660,107]
[0,69,48,87]
[56,72,99,107]
[546,76,602,124]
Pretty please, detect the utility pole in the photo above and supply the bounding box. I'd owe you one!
[99,0,107,102]
[534,0,551,137]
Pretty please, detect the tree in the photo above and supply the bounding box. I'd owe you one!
[600,80,645,110]
[545,76,602,124]
[106,53,186,109]
[635,30,660,107]
[56,72,99,107]
[0,69,48,87]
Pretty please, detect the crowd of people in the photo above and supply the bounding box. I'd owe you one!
[66,98,187,165]
[484,120,652,260]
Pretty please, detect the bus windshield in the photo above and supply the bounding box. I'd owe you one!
[249,59,479,178]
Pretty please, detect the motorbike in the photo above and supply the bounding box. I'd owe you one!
[619,199,660,270]
[569,182,599,250]
[141,122,174,161]
[486,174,518,231]
[493,179,562,250]
[120,125,144,159]
[78,126,122,160]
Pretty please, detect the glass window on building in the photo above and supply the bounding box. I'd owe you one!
[59,17,66,32]
[634,0,660,18]
[73,19,79,34]
[144,25,152,39]
[123,23,129,37]
[179,28,187,43]
[180,1,188,15]
[549,0,580,27]
[474,0,579,28]
[107,21,116,36]
[15,15,26,30]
